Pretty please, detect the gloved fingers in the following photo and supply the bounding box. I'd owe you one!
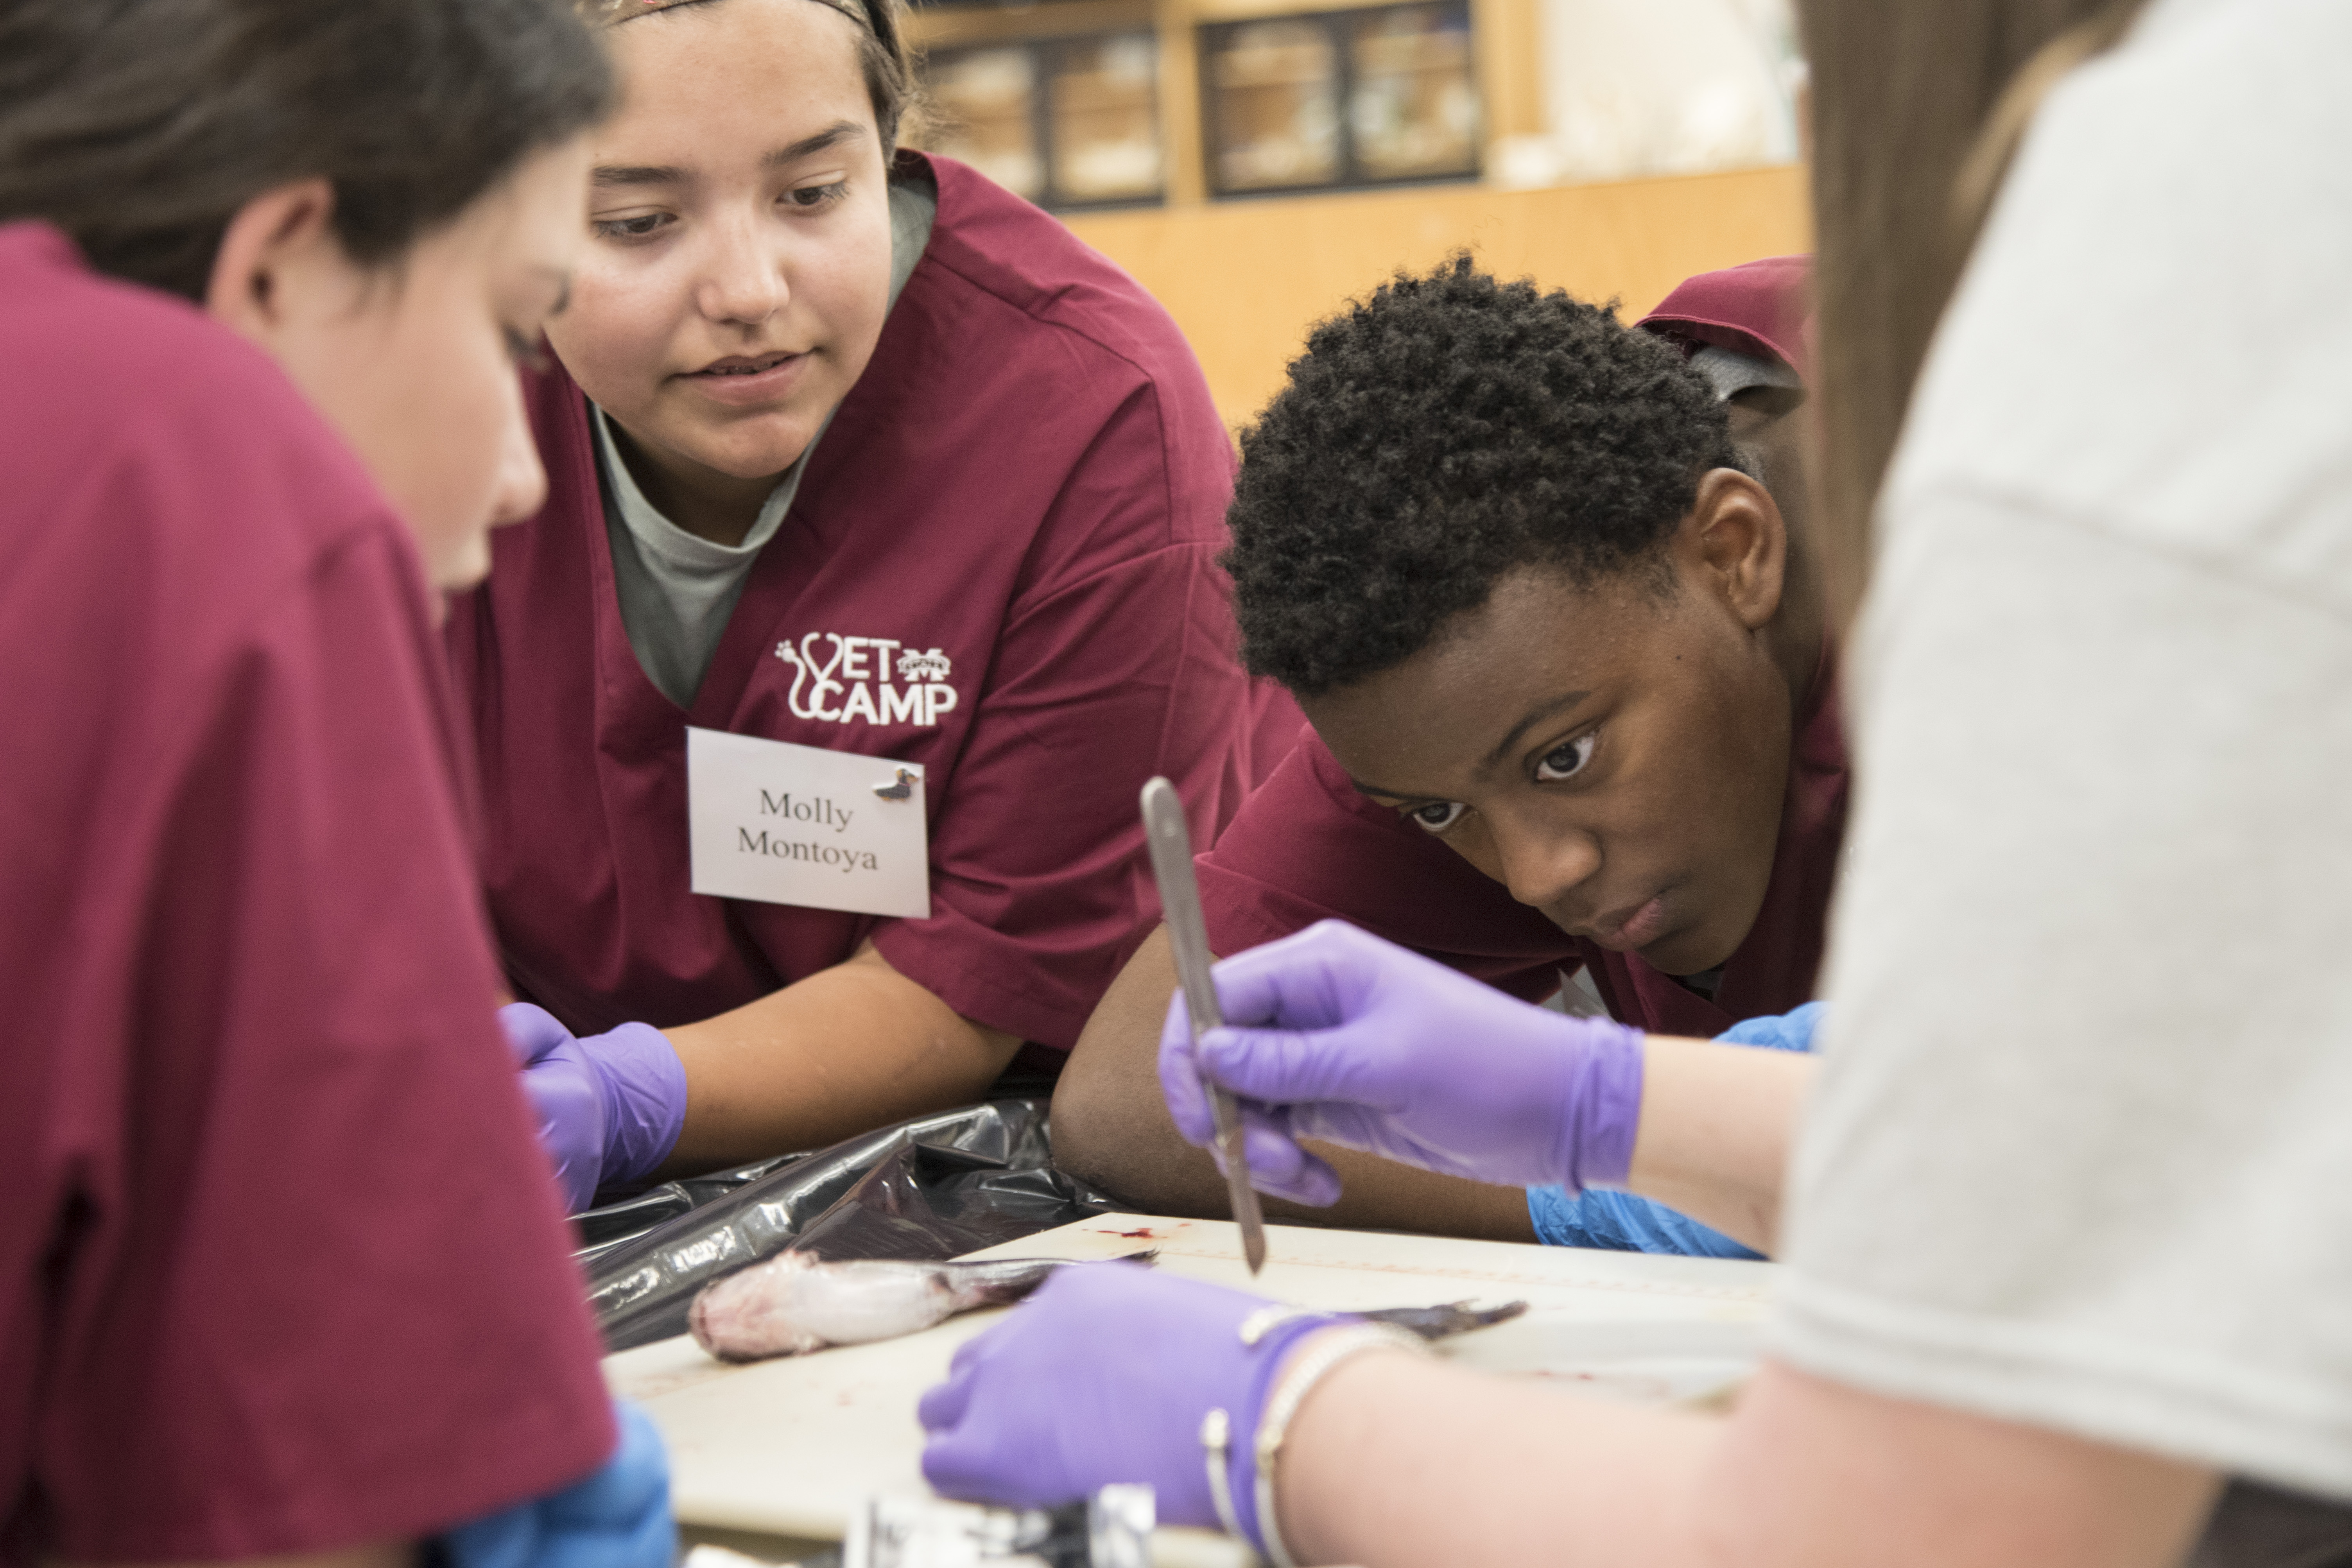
[1194,1021,1380,1109]
[922,1418,1067,1508]
[1714,1000,1825,1053]
[1157,989,1220,1148]
[917,1366,978,1434]
[498,1002,575,1068]
[1206,921,1377,1030]
[552,1150,604,1218]
[1188,1102,1339,1207]
[919,1328,1004,1431]
[545,1403,670,1527]
[593,1495,679,1568]
[441,1500,538,1568]
[1238,1115,1340,1206]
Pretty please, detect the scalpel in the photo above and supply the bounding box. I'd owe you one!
[1140,776,1268,1274]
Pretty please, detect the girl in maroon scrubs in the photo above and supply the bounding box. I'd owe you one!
[0,3,666,1564]
[451,0,1297,1207]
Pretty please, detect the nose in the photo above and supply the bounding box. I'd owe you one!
[694,212,787,327]
[486,374,549,529]
[1486,808,1602,913]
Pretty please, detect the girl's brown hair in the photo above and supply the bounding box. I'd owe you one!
[1794,0,2146,631]
[587,0,917,150]
[0,0,613,304]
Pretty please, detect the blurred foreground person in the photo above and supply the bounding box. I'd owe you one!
[0,3,671,1566]
[920,0,2352,1562]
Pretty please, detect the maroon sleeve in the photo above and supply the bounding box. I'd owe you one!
[33,525,614,1562]
[871,389,1285,1048]
[1196,733,1573,1001]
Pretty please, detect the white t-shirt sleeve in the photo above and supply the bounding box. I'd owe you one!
[1769,0,2352,1501]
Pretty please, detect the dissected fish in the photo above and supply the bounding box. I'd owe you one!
[688,1251,1154,1363]
[1359,1299,1528,1340]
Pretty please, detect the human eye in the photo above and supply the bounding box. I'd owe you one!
[590,211,672,243]
[1533,731,1599,783]
[783,178,849,212]
[1404,801,1468,835]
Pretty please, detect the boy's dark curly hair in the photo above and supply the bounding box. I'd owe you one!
[1224,255,1739,697]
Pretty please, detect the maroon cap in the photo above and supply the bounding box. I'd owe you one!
[1637,254,1813,383]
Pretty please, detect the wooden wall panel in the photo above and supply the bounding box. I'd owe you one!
[1061,161,1811,425]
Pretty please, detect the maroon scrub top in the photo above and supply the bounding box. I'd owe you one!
[0,224,613,1567]
[1196,259,1843,1038]
[447,154,1298,1048]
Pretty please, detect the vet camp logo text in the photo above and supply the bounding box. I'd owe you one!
[774,634,960,728]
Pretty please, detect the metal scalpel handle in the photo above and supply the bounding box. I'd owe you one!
[1140,777,1268,1274]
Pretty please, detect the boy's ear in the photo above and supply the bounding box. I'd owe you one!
[1681,468,1787,632]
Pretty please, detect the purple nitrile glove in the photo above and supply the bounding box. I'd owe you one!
[1159,919,1647,1205]
[499,1003,688,1216]
[919,1263,1344,1545]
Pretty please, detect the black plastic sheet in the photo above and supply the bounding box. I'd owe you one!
[579,1099,1122,1353]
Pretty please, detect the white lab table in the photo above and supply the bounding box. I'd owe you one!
[604,1214,1776,1566]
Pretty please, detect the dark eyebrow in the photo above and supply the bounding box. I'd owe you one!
[593,164,683,188]
[764,120,866,167]
[1339,688,1595,802]
[1484,690,1593,768]
[593,121,866,190]
[1345,774,1418,802]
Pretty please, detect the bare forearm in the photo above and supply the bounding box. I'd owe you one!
[1276,1357,2219,1568]
[658,940,1019,1174]
[1278,1350,1716,1567]
[1053,926,1535,1240]
[1624,1037,1815,1254]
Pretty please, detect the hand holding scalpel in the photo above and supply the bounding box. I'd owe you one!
[1139,777,1268,1274]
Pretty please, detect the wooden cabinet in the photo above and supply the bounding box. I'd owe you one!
[909,0,1480,207]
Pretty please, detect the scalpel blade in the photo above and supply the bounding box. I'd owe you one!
[1140,776,1268,1274]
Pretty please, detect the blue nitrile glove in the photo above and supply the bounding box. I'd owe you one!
[1528,1002,1827,1258]
[499,1004,687,1216]
[1716,1002,1827,1055]
[920,1263,1346,1546]
[1159,920,1647,1206]
[442,1401,674,1568]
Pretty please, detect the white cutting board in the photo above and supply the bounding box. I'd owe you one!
[604,1215,1777,1566]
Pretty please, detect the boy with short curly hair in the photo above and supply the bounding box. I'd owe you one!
[1052,254,1836,1247]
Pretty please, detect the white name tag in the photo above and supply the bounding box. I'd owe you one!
[686,728,930,919]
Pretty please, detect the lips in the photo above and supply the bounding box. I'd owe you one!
[690,349,801,378]
[1579,892,1672,953]
[676,347,811,406]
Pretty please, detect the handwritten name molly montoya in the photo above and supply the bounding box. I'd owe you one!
[737,790,878,873]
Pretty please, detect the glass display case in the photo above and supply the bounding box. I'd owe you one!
[1201,0,1477,195]
[923,44,1046,201]
[1203,18,1341,192]
[1348,3,1477,181]
[914,0,1476,208]
[1048,34,1165,203]
[919,32,1164,210]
